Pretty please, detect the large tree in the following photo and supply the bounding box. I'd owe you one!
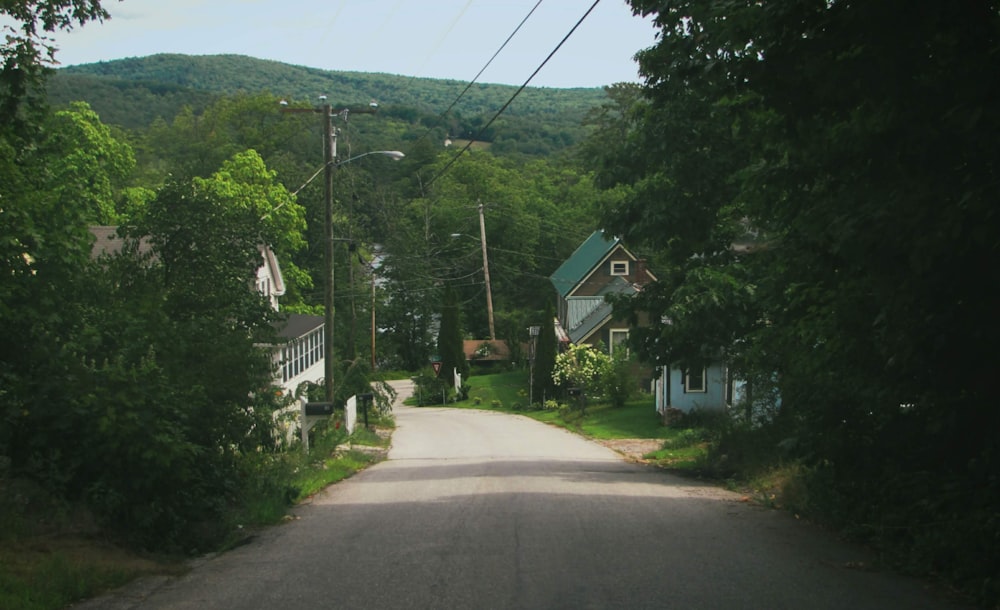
[589,0,1000,597]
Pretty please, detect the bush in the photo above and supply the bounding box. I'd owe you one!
[413,371,450,406]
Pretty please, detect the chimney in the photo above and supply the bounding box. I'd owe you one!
[635,258,649,287]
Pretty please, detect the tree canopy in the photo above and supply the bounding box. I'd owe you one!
[585,0,1000,598]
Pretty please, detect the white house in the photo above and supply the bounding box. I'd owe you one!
[88,226,324,396]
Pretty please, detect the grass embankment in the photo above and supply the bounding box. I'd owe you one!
[0,419,391,610]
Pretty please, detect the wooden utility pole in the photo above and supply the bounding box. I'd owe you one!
[322,102,336,401]
[281,98,378,402]
[478,201,496,340]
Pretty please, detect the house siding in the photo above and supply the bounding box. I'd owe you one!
[656,363,736,414]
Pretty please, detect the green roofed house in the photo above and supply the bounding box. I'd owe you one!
[549,230,655,355]
[551,230,742,419]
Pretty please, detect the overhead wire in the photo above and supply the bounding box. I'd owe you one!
[410,0,545,149]
[422,0,603,190]
[315,1,607,307]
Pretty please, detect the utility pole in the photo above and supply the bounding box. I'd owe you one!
[281,98,378,402]
[478,201,496,340]
[322,101,336,402]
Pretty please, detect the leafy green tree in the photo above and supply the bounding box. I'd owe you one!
[37,101,138,223]
[377,196,441,371]
[0,97,133,481]
[1,0,109,129]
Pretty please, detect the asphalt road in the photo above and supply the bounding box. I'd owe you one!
[79,379,965,609]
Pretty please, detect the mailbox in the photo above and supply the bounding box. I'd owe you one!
[304,401,336,416]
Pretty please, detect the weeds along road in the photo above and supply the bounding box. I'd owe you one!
[79,379,965,609]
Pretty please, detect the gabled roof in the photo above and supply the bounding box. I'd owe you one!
[550,230,620,298]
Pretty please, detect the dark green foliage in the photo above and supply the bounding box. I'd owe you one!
[437,284,468,384]
[590,0,1000,601]
[604,351,636,410]
[531,300,558,404]
[49,54,607,159]
[0,1,109,131]
[45,73,219,129]
[413,370,450,407]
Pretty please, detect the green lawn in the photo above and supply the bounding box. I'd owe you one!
[415,370,712,470]
[465,371,531,410]
[525,400,665,439]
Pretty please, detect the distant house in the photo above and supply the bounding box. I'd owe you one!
[549,230,655,354]
[463,339,512,367]
[88,226,323,395]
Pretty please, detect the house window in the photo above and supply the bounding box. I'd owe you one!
[685,368,707,393]
[610,260,629,276]
[609,329,629,356]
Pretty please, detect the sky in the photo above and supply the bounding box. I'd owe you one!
[44,0,660,89]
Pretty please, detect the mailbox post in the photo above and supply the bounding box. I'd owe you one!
[358,393,373,429]
[300,399,338,452]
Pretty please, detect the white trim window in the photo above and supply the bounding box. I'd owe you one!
[610,260,629,276]
[609,329,629,356]
[684,368,707,393]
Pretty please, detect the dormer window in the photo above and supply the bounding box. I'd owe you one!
[610,260,629,276]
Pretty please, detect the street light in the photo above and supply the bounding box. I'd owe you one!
[281,97,403,401]
[320,150,403,402]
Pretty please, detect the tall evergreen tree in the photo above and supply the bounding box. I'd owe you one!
[532,300,558,405]
[437,283,468,385]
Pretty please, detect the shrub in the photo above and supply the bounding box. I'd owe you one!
[552,344,611,396]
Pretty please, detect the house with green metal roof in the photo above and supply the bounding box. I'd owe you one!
[549,230,655,352]
[550,230,740,418]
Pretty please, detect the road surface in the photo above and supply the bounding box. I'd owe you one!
[79,379,965,609]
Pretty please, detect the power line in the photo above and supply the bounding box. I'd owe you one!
[412,0,545,149]
[423,0,603,190]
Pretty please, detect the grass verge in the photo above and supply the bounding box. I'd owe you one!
[0,419,393,610]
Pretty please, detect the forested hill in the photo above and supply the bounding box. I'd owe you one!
[49,54,608,153]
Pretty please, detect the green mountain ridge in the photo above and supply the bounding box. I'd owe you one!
[49,54,608,146]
